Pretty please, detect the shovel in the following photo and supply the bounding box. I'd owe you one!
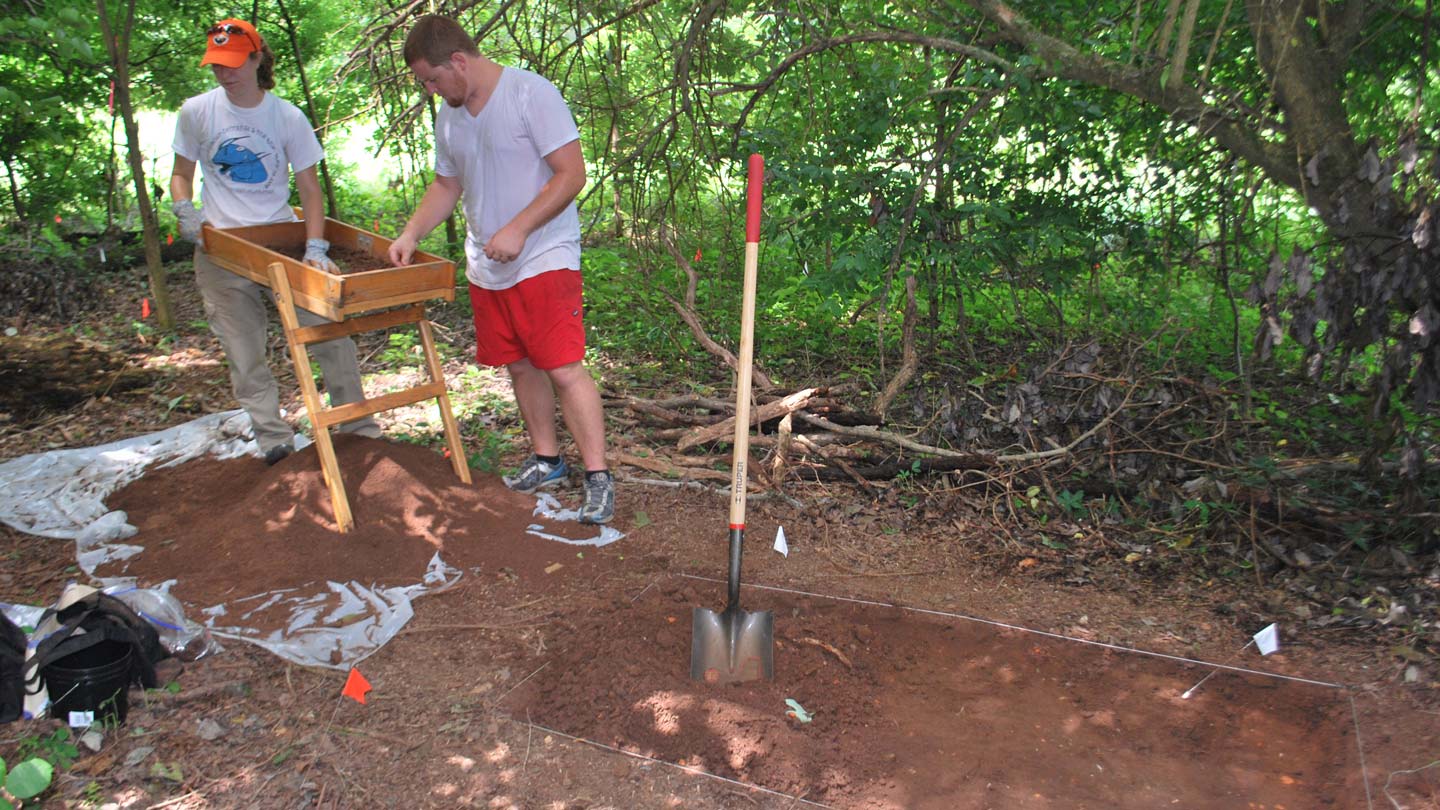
[690,153,775,685]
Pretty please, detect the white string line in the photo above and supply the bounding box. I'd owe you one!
[1350,693,1377,810]
[679,573,1347,689]
[1181,639,1256,698]
[1383,760,1440,810]
[511,719,835,809]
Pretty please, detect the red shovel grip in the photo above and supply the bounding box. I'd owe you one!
[745,153,764,243]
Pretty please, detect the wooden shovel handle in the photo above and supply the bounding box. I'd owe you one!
[730,154,763,529]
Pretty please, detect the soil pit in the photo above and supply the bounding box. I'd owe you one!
[507,580,1364,809]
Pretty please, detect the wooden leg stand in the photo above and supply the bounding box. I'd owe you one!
[267,261,471,533]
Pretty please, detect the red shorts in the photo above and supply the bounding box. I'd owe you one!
[470,269,585,370]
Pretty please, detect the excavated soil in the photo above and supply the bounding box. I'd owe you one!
[272,244,393,274]
[69,437,1367,808]
[99,435,616,613]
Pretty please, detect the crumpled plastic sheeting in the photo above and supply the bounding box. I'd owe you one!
[530,493,625,547]
[203,555,461,668]
[0,602,45,633]
[0,411,621,669]
[0,410,258,539]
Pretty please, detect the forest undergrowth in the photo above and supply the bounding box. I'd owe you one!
[2,249,1437,684]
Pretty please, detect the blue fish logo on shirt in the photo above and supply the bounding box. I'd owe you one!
[212,137,268,184]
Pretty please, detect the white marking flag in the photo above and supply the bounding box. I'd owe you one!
[774,526,789,557]
[1253,623,1280,655]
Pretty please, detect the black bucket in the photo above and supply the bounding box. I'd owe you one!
[43,640,133,726]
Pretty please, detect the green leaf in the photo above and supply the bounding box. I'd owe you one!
[1391,644,1428,663]
[149,761,183,782]
[6,757,54,800]
[631,511,651,528]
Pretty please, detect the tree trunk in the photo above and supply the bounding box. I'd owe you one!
[96,0,174,330]
[105,112,119,230]
[1164,0,1203,88]
[3,157,25,221]
[873,275,919,421]
[275,0,339,216]
[610,24,625,239]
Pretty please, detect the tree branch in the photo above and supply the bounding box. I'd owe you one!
[963,0,1301,190]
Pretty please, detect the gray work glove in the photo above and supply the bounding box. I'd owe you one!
[303,238,339,272]
[171,199,205,242]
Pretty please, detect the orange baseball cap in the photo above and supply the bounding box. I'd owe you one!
[200,19,263,68]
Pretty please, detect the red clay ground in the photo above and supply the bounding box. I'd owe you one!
[3,437,1418,808]
[513,581,1360,808]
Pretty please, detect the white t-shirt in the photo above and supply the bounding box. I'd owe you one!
[172,88,324,229]
[434,67,581,290]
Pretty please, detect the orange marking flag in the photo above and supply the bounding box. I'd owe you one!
[342,668,372,704]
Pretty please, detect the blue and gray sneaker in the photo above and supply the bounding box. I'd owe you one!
[503,454,569,493]
[579,471,615,525]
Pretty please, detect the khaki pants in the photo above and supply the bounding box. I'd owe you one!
[194,248,380,453]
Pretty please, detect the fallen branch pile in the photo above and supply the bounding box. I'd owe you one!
[605,345,1157,496]
[602,337,1436,565]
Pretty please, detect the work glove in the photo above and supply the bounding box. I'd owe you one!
[171,199,205,242]
[304,238,339,272]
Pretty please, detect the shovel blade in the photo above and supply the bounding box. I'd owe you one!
[690,606,774,684]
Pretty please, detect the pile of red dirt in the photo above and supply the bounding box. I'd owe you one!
[98,435,619,608]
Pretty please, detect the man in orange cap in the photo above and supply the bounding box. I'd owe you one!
[170,19,380,465]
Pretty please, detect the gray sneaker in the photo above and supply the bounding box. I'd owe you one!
[579,473,615,525]
[504,454,569,493]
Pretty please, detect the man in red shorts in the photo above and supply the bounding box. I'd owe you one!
[388,14,612,524]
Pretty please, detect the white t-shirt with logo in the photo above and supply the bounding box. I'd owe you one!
[434,67,581,290]
[172,88,324,229]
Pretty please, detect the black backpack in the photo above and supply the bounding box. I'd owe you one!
[23,591,168,700]
[0,611,25,723]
